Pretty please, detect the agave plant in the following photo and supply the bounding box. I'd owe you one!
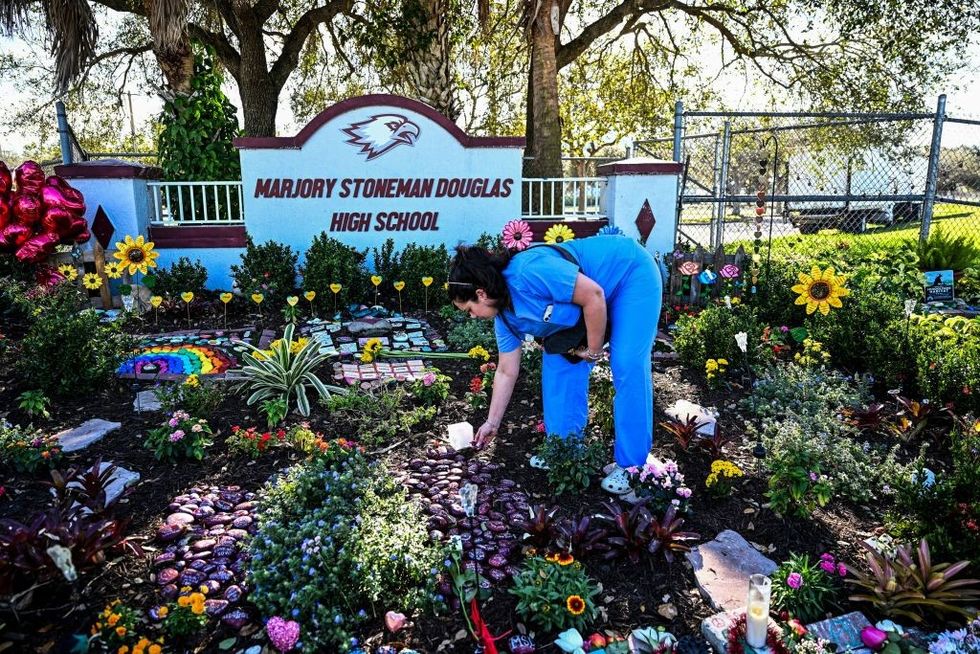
[845,538,980,622]
[236,323,345,416]
[659,415,709,452]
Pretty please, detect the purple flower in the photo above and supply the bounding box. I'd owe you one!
[820,553,834,562]
[780,325,789,333]
[168,417,179,428]
[820,559,836,574]
[809,471,818,482]
[786,572,804,589]
[169,430,185,443]
[422,372,436,387]
[837,562,848,577]
[676,486,692,498]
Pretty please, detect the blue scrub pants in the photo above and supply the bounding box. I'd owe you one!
[541,247,662,467]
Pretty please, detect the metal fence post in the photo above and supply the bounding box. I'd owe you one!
[55,101,73,165]
[673,100,684,162]
[713,120,732,248]
[920,94,946,242]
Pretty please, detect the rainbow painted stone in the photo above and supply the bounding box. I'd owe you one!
[117,328,274,380]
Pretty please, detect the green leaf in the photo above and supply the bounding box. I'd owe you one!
[789,326,808,343]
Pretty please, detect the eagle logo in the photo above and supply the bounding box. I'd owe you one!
[342,114,421,161]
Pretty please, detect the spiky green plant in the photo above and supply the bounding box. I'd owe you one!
[902,227,980,272]
[236,323,345,416]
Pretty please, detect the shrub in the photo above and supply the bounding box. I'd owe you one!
[14,283,132,397]
[323,384,435,447]
[152,375,225,417]
[588,359,615,435]
[144,411,214,461]
[249,455,440,653]
[237,324,344,416]
[900,226,980,272]
[742,362,868,422]
[0,420,62,473]
[673,304,768,374]
[904,315,980,413]
[510,555,600,633]
[446,318,496,353]
[230,237,298,308]
[300,233,369,308]
[152,257,209,298]
[371,238,450,310]
[534,434,606,495]
[770,552,843,622]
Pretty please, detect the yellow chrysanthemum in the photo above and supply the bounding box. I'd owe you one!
[104,262,124,279]
[58,264,78,281]
[468,345,490,361]
[543,223,575,244]
[113,235,159,275]
[791,266,849,315]
[82,272,102,290]
[184,374,199,387]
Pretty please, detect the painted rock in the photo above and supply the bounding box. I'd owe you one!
[156,523,185,542]
[221,608,249,629]
[160,583,179,601]
[224,584,244,603]
[156,568,179,585]
[192,538,217,551]
[153,552,176,567]
[178,569,206,586]
[204,599,229,616]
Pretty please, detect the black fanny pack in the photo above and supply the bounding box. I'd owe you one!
[503,245,610,363]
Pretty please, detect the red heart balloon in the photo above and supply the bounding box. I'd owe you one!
[12,194,42,226]
[0,198,10,231]
[15,231,60,263]
[0,162,12,195]
[43,177,86,214]
[0,223,33,248]
[41,207,74,235]
[15,161,44,194]
[66,215,90,242]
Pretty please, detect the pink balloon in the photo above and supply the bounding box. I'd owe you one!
[12,194,42,226]
[0,223,33,248]
[15,231,60,263]
[41,207,74,236]
[43,177,86,214]
[0,162,12,195]
[15,161,44,194]
[66,215,90,242]
[0,197,9,231]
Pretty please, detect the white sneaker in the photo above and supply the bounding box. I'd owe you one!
[529,455,550,470]
[601,466,631,495]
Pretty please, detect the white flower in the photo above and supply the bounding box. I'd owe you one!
[735,331,748,353]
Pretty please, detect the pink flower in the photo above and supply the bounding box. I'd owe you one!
[535,421,545,433]
[191,424,203,433]
[809,471,818,482]
[719,263,741,279]
[786,572,804,589]
[168,417,179,428]
[819,559,836,574]
[422,372,436,386]
[676,486,692,498]
[837,562,848,577]
[780,325,790,333]
[677,261,701,276]
[169,430,185,442]
[502,219,532,251]
[266,616,301,652]
[820,552,834,561]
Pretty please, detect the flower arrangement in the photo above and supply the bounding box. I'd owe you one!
[625,457,692,514]
[510,555,600,633]
[144,411,214,461]
[0,420,62,472]
[227,425,287,458]
[705,459,743,497]
[770,553,843,622]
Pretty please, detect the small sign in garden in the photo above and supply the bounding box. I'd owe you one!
[923,269,954,302]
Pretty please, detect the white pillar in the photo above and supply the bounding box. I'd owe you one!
[599,157,682,257]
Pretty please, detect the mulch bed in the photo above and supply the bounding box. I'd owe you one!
[0,311,896,653]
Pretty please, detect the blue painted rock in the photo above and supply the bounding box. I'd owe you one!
[221,608,249,629]
[204,599,229,616]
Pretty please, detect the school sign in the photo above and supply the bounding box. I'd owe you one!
[234,95,525,254]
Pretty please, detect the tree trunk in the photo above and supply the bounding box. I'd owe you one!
[144,0,194,94]
[234,3,278,136]
[523,0,563,180]
[401,0,460,120]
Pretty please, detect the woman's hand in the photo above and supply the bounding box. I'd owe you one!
[474,421,499,449]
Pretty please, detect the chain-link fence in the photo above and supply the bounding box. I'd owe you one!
[635,96,980,251]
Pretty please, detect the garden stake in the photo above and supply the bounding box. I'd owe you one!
[330,283,341,316]
[371,275,382,306]
[150,295,162,325]
[182,292,194,326]
[422,276,433,312]
[304,290,316,317]
[252,293,264,319]
[394,281,405,314]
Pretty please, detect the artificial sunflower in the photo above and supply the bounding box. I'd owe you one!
[113,235,159,275]
[543,223,575,244]
[81,272,103,289]
[57,264,78,281]
[361,337,383,363]
[103,262,123,279]
[791,266,849,315]
[566,594,586,616]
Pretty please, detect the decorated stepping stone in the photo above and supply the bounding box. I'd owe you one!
[805,612,874,653]
[56,419,122,452]
[133,390,163,413]
[685,530,777,611]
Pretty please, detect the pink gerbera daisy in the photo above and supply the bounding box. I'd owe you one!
[502,219,532,251]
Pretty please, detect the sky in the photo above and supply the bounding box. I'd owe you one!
[1,22,978,155]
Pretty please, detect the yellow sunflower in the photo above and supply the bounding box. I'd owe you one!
[58,264,78,281]
[566,594,586,615]
[791,266,849,315]
[113,235,159,275]
[544,223,575,244]
[82,272,102,290]
[103,262,123,279]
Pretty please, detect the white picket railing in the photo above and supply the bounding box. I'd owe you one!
[150,177,606,226]
[148,181,244,225]
[521,177,607,220]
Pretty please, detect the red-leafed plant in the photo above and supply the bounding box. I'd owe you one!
[556,514,609,560]
[698,424,736,459]
[842,403,888,434]
[659,415,709,452]
[519,504,561,549]
[596,499,700,564]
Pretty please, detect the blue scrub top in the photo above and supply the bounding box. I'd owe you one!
[493,236,645,353]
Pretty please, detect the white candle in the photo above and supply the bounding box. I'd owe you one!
[745,574,771,648]
[447,421,474,450]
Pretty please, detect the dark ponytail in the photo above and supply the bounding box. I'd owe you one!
[448,244,512,309]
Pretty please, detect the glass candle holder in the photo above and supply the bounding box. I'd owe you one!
[745,573,772,648]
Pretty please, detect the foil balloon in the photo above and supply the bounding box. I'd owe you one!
[0,162,11,195]
[15,161,44,194]
[66,215,90,242]
[12,194,42,226]
[43,177,86,214]
[0,198,9,231]
[15,231,59,263]
[0,223,32,248]
[40,207,74,236]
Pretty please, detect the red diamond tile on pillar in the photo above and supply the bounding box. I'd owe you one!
[635,199,656,244]
[92,205,115,250]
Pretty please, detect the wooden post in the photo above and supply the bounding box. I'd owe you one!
[93,244,112,309]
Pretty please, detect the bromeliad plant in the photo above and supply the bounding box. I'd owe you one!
[596,500,699,565]
[556,514,609,560]
[842,402,889,435]
[237,323,345,416]
[510,555,600,633]
[844,538,980,623]
[659,415,708,452]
